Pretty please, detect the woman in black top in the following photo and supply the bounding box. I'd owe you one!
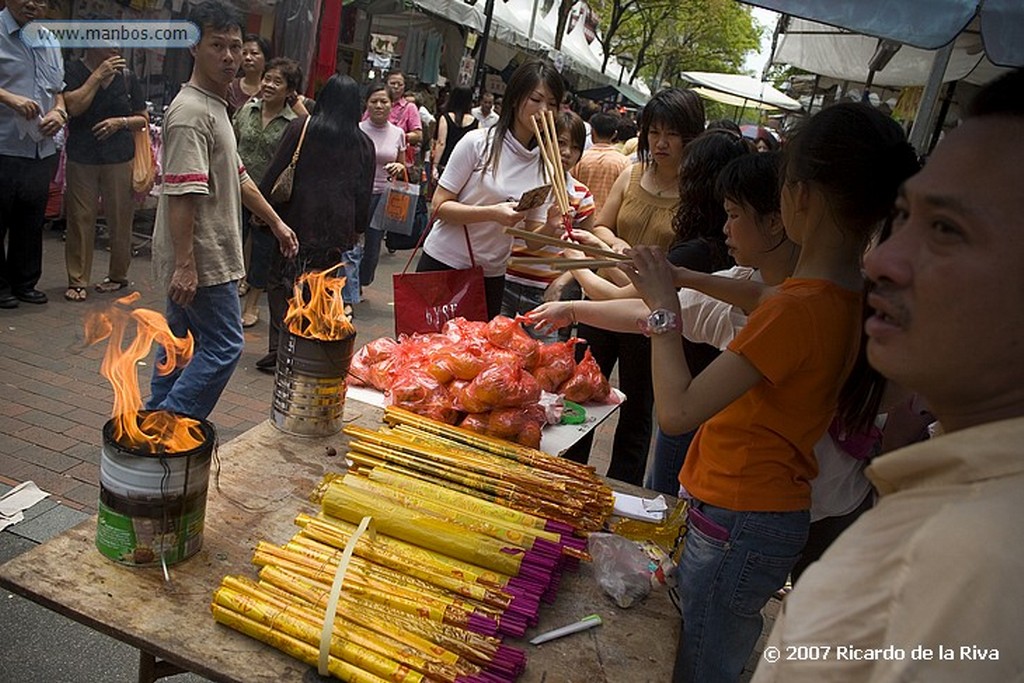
[430,86,477,184]
[256,75,375,370]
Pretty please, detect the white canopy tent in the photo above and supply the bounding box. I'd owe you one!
[773,17,1011,88]
[680,71,803,112]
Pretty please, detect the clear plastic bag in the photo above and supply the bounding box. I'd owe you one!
[588,532,653,608]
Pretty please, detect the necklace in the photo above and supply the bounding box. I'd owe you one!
[647,167,676,197]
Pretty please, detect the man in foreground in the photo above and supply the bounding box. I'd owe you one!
[146,0,297,420]
[752,68,1024,682]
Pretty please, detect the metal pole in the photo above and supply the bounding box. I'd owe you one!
[528,0,540,41]
[909,42,954,154]
[475,0,496,97]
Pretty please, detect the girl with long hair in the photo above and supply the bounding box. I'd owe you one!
[415,60,566,319]
[431,86,477,182]
[256,74,375,371]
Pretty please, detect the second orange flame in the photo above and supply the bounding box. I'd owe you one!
[283,263,355,341]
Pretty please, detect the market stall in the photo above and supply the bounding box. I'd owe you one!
[0,409,681,683]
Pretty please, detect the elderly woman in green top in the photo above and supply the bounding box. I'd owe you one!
[233,57,301,327]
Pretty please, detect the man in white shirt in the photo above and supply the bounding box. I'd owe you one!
[471,91,499,129]
[752,68,1024,683]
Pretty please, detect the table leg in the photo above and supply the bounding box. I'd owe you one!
[138,650,188,683]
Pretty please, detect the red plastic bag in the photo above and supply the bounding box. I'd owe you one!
[560,348,611,404]
[453,363,542,413]
[388,365,459,424]
[460,405,547,448]
[484,316,540,370]
[347,337,399,387]
[533,338,580,393]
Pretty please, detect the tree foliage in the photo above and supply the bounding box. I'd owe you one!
[592,0,762,89]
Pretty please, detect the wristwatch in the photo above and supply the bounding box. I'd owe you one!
[638,308,682,336]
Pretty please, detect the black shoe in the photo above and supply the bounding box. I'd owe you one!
[255,351,277,371]
[0,293,18,309]
[14,289,47,304]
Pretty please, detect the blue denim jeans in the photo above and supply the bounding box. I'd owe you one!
[673,501,809,683]
[341,242,362,305]
[500,280,559,343]
[359,193,384,288]
[145,281,245,420]
[645,427,696,495]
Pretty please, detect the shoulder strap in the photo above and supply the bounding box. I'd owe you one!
[289,117,310,168]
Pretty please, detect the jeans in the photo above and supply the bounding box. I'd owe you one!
[673,501,809,683]
[645,427,696,495]
[359,194,384,287]
[342,241,362,305]
[146,282,244,420]
[500,280,558,343]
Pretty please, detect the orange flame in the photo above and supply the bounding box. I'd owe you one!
[83,292,204,453]
[283,262,355,341]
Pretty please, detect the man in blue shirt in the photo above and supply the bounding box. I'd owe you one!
[0,0,65,307]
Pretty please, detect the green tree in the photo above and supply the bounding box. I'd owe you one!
[594,0,762,89]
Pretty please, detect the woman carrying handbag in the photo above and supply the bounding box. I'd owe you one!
[415,60,567,319]
[255,74,375,372]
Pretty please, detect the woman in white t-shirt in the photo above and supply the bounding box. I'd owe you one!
[416,60,566,319]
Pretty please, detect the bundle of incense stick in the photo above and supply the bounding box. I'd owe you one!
[509,257,627,271]
[504,227,629,261]
[213,409,615,681]
[530,111,571,228]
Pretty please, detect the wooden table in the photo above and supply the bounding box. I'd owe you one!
[0,403,680,683]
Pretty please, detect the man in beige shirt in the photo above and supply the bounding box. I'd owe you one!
[752,68,1024,683]
[146,0,297,420]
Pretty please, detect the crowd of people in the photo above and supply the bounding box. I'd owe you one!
[2,0,1023,680]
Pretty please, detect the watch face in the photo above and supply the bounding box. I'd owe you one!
[646,308,679,335]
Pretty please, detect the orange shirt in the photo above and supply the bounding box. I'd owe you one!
[680,279,863,512]
[571,143,631,213]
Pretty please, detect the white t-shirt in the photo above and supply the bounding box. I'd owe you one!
[424,128,551,277]
[471,106,499,130]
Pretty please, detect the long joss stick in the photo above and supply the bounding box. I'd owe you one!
[258,565,512,668]
[503,227,628,261]
[545,258,628,271]
[346,434,582,509]
[253,542,493,631]
[320,481,534,576]
[381,407,603,476]
[296,513,515,590]
[530,115,562,210]
[341,473,563,552]
[218,576,471,682]
[255,547,499,638]
[346,441,590,522]
[509,256,623,267]
[211,604,394,683]
[386,424,606,489]
[346,451,606,533]
[359,469,592,561]
[542,110,571,215]
[292,514,514,607]
[212,584,429,683]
